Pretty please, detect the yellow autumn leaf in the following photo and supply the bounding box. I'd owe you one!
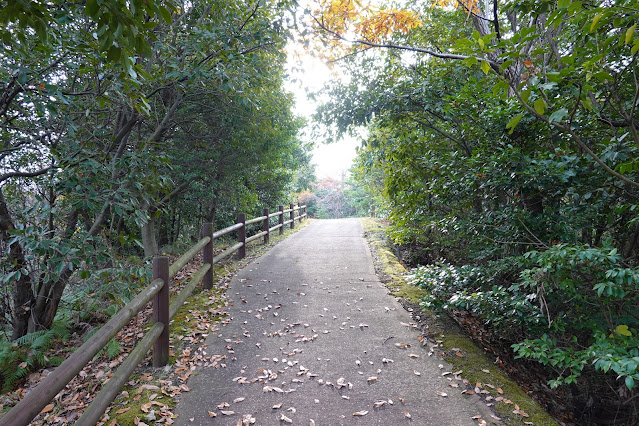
[615,324,633,337]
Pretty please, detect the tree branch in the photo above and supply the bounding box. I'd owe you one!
[313,16,500,68]
[0,166,55,184]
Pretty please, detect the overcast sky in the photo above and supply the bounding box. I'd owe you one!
[284,42,360,181]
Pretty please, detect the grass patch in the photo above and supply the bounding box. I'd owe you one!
[360,217,558,425]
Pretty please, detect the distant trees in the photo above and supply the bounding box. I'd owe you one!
[0,0,309,340]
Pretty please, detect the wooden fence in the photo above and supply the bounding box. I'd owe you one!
[0,204,307,426]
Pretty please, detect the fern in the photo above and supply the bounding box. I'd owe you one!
[83,327,121,360]
[105,339,122,359]
[0,318,71,392]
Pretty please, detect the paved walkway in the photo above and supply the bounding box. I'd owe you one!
[175,219,495,425]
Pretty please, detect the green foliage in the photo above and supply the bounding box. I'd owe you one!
[312,0,639,418]
[1,0,308,338]
[0,319,70,392]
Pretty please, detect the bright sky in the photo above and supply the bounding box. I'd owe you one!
[284,41,361,181]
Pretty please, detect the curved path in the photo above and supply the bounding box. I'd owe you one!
[175,219,495,425]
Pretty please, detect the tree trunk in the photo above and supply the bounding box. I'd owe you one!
[0,189,35,339]
[141,211,159,258]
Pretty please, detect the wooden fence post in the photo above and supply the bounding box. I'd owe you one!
[263,208,270,244]
[152,256,169,367]
[290,203,295,229]
[279,205,284,235]
[299,203,303,222]
[202,223,213,289]
[237,213,246,259]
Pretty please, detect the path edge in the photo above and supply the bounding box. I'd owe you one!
[359,217,559,426]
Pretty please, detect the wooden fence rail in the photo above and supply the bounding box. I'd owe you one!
[0,204,307,426]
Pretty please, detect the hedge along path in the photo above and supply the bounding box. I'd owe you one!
[174,219,498,425]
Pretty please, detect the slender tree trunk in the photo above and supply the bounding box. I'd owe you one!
[0,190,34,339]
[141,201,159,258]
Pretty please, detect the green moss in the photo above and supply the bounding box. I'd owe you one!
[360,218,558,425]
[107,382,173,424]
[360,217,428,304]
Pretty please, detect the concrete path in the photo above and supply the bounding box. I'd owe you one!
[175,219,495,425]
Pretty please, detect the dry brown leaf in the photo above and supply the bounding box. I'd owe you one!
[373,400,387,408]
[41,404,55,414]
[272,402,283,409]
[408,353,420,358]
[221,410,236,416]
[413,370,421,376]
[367,376,378,383]
[497,387,503,394]
[353,410,369,416]
[208,411,217,418]
[403,410,411,419]
[437,391,448,397]
[233,397,245,403]
[116,408,131,414]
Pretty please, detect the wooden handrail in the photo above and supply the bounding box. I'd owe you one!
[0,202,307,425]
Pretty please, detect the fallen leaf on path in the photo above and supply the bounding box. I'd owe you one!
[497,387,503,394]
[403,410,411,418]
[242,414,256,424]
[280,414,293,423]
[408,354,420,358]
[413,370,421,376]
[367,376,378,383]
[353,411,369,416]
[208,411,217,418]
[437,392,448,397]
[272,403,283,409]
[221,410,236,416]
[233,397,245,403]
[373,400,386,408]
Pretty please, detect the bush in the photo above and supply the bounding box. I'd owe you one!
[408,244,639,391]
